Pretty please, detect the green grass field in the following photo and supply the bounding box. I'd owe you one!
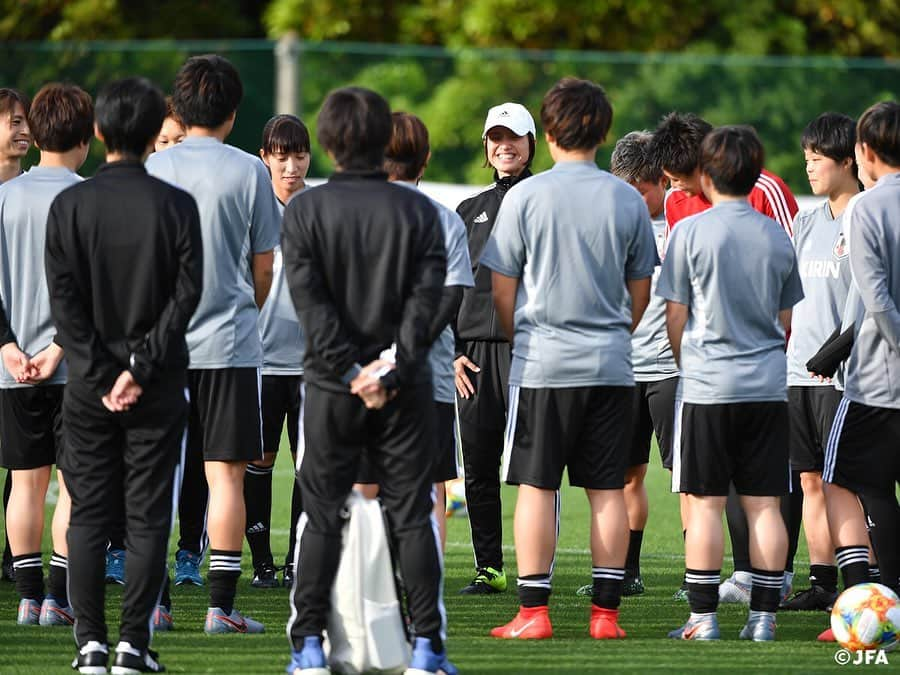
[0,440,862,673]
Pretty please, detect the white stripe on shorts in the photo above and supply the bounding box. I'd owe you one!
[823,396,850,483]
[671,397,684,493]
[500,384,520,483]
[294,381,307,472]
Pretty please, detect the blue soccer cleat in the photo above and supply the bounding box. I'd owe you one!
[174,549,203,586]
[39,596,75,626]
[204,607,265,634]
[668,614,721,640]
[739,612,777,642]
[405,636,458,675]
[17,597,41,625]
[105,548,126,585]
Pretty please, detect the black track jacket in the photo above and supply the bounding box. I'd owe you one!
[281,170,446,394]
[45,161,203,397]
[454,170,531,353]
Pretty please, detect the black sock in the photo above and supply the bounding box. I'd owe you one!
[517,573,551,608]
[47,552,68,606]
[836,546,870,588]
[725,487,751,572]
[869,566,881,583]
[810,564,838,593]
[686,568,720,614]
[860,490,900,593]
[2,472,11,569]
[208,549,241,615]
[243,465,274,569]
[625,530,643,578]
[286,473,303,568]
[12,553,43,601]
[160,575,171,611]
[592,566,625,610]
[783,474,802,573]
[750,568,783,612]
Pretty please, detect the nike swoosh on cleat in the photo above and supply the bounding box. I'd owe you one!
[510,619,536,638]
[211,615,248,633]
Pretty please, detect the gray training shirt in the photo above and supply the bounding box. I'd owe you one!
[657,200,804,404]
[787,202,852,387]
[843,172,900,410]
[631,215,678,381]
[259,194,304,375]
[480,160,657,388]
[400,184,475,404]
[147,137,281,369]
[0,167,82,388]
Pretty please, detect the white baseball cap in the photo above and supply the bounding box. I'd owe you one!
[482,102,536,140]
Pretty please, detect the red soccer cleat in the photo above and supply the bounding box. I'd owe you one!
[817,627,835,642]
[490,605,553,639]
[590,606,626,639]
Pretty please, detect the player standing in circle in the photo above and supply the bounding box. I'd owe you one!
[383,111,474,551]
[648,112,800,603]
[47,76,202,675]
[454,101,535,596]
[659,125,804,642]
[246,114,310,589]
[780,113,858,613]
[0,83,92,628]
[823,101,900,597]
[283,86,454,675]
[484,77,656,641]
[147,54,280,634]
[0,88,32,584]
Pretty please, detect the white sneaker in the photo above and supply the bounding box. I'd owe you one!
[719,573,751,604]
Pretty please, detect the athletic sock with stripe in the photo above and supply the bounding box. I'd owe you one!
[48,551,68,606]
[243,465,274,569]
[208,549,242,614]
[750,568,783,612]
[12,553,43,601]
[517,573,551,607]
[591,566,625,610]
[686,568,720,614]
[835,545,869,588]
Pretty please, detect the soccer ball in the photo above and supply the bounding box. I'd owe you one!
[830,583,900,652]
[444,478,467,518]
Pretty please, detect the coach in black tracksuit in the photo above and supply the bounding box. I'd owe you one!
[45,78,202,674]
[454,102,535,594]
[283,87,452,669]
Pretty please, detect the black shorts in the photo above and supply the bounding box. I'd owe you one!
[432,401,458,483]
[674,400,790,497]
[187,368,262,462]
[357,400,458,484]
[628,377,678,469]
[0,386,64,470]
[823,398,900,497]
[502,385,633,490]
[788,386,842,472]
[261,375,303,456]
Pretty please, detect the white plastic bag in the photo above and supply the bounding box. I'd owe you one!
[324,491,410,675]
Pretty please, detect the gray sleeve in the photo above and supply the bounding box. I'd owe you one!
[850,204,900,351]
[780,251,805,310]
[626,207,659,280]
[444,212,474,288]
[249,161,282,254]
[478,193,525,278]
[656,226,691,305]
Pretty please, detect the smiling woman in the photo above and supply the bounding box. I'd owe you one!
[0,89,31,184]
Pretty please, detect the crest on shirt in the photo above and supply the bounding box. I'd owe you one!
[833,230,849,260]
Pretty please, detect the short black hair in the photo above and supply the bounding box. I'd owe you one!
[801,112,857,170]
[261,114,310,155]
[384,112,430,182]
[29,83,94,152]
[540,77,612,151]
[610,131,663,184]
[699,125,764,197]
[857,101,900,168]
[95,78,166,157]
[173,54,243,129]
[648,112,713,176]
[0,88,29,119]
[316,87,392,171]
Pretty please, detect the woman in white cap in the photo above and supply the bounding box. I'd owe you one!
[453,102,535,596]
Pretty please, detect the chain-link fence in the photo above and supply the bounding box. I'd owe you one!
[3,39,898,190]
